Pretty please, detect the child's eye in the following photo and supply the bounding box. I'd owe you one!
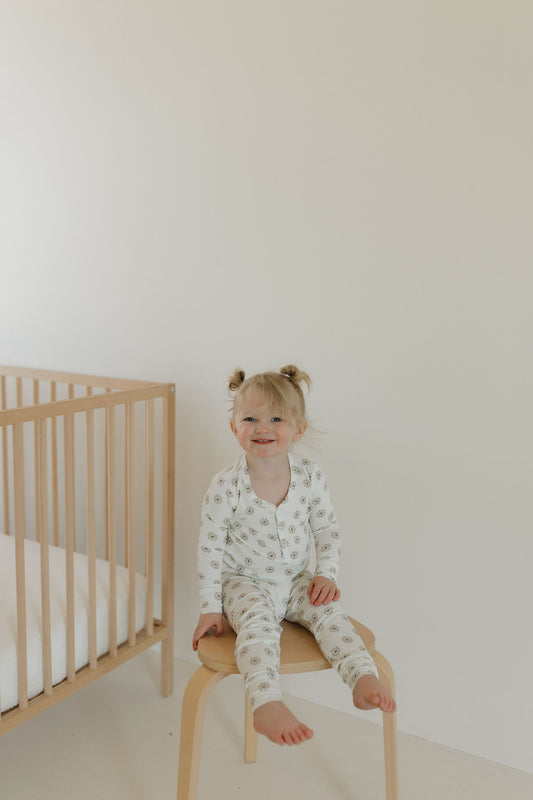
[243,417,256,422]
[271,417,282,423]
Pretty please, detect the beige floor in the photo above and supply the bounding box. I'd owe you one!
[1,652,531,800]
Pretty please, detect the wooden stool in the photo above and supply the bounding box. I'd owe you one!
[177,618,398,799]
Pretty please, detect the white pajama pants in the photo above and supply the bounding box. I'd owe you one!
[222,571,379,711]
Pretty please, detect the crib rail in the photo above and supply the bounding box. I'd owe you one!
[0,364,155,391]
[0,367,175,733]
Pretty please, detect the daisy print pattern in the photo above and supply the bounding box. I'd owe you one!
[197,453,342,613]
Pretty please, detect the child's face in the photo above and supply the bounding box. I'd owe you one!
[230,388,306,461]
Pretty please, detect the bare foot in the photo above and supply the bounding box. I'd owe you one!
[253,701,314,745]
[353,674,396,713]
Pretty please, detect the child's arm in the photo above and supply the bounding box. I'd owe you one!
[195,471,233,649]
[197,477,230,616]
[308,463,342,600]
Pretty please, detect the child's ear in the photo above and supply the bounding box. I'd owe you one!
[293,420,307,442]
[230,420,237,435]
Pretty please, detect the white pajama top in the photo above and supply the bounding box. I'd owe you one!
[197,452,342,614]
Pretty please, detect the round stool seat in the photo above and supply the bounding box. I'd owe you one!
[197,617,376,675]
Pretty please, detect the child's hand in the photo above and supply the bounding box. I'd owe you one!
[192,613,224,651]
[307,576,340,606]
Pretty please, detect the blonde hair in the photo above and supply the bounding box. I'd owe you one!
[229,365,311,424]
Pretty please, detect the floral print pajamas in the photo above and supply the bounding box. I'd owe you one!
[197,453,378,710]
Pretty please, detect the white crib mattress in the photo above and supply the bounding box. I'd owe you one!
[0,532,146,713]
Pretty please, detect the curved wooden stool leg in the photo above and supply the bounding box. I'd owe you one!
[244,692,258,763]
[373,650,399,800]
[177,666,227,800]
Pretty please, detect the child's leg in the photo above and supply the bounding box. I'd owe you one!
[285,572,395,712]
[223,575,283,709]
[222,575,313,744]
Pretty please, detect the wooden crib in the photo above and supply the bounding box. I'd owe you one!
[0,365,175,736]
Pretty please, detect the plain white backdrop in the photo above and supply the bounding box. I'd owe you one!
[1,1,532,773]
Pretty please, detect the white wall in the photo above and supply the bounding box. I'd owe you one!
[1,1,532,773]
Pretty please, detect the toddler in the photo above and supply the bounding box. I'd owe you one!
[193,365,395,746]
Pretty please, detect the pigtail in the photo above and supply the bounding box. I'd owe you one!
[280,364,312,392]
[228,369,246,392]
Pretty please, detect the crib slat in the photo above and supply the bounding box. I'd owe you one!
[123,406,128,570]
[162,396,169,623]
[104,388,112,560]
[50,382,59,546]
[33,380,40,543]
[13,423,28,709]
[125,403,136,645]
[38,419,52,694]
[1,375,9,536]
[86,389,97,669]
[106,405,117,657]
[145,399,154,635]
[16,377,23,407]
[64,414,76,681]
[160,388,175,696]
